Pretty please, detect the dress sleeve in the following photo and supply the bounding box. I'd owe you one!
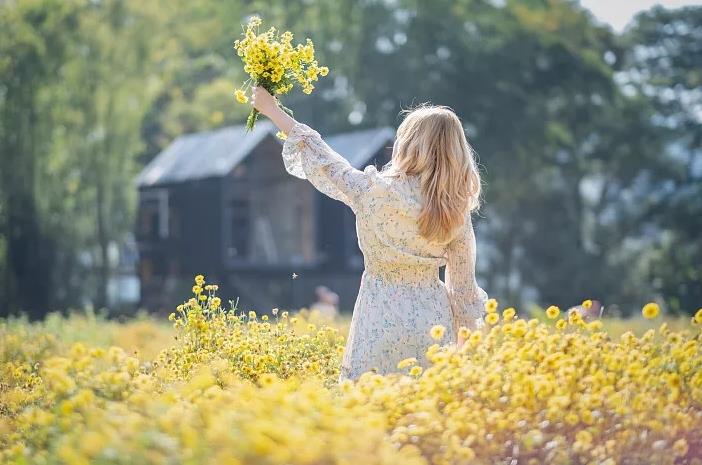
[281,121,374,211]
[445,214,488,333]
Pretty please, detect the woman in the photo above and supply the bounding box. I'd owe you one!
[251,87,488,381]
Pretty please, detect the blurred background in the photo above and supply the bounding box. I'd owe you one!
[0,0,700,319]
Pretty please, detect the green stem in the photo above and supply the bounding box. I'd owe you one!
[246,108,260,130]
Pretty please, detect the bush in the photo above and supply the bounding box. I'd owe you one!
[2,277,701,465]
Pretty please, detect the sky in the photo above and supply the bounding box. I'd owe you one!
[579,0,702,31]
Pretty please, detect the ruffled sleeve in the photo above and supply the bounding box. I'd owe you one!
[281,122,373,211]
[445,213,488,333]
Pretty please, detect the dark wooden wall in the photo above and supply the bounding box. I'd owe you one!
[137,178,223,311]
[137,140,393,313]
[221,135,318,268]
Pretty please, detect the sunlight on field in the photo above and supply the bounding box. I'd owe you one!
[1,311,174,361]
[1,282,701,464]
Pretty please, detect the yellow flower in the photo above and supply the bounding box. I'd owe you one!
[248,15,262,27]
[565,411,579,426]
[485,312,500,325]
[582,299,593,310]
[457,326,470,340]
[258,373,276,387]
[502,307,516,321]
[546,305,560,319]
[8,277,702,465]
[673,438,689,456]
[233,17,329,131]
[397,357,417,369]
[276,131,287,140]
[430,325,445,341]
[485,298,498,313]
[195,274,205,285]
[235,89,248,104]
[469,331,482,345]
[694,308,702,324]
[642,302,660,319]
[568,308,583,324]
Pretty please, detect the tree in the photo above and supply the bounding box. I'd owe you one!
[0,0,81,316]
[619,6,702,313]
[1,0,697,316]
[1,0,168,314]
[326,0,668,311]
[59,0,165,309]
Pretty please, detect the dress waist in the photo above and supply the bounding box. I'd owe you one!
[364,262,440,285]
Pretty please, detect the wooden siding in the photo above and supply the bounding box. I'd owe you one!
[137,141,392,313]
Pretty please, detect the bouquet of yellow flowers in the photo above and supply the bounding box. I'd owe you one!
[234,16,329,132]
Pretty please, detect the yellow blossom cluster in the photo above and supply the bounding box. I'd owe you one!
[2,277,702,465]
[0,278,406,465]
[157,276,345,386]
[2,351,421,465]
[352,302,702,465]
[233,16,329,131]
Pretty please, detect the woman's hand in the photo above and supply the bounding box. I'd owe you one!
[251,85,297,135]
[251,86,279,118]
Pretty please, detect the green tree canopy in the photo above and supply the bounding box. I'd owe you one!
[1,0,699,316]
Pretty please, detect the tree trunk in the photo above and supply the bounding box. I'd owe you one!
[2,80,52,317]
[95,180,110,310]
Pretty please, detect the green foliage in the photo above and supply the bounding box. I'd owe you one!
[0,0,82,316]
[617,6,702,313]
[0,0,699,316]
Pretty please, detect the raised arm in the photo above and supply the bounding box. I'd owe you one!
[252,86,297,135]
[251,86,373,210]
[445,214,488,336]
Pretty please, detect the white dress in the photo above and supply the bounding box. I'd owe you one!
[282,122,488,381]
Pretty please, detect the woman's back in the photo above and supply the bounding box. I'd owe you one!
[281,122,487,381]
[251,86,486,380]
[356,170,450,277]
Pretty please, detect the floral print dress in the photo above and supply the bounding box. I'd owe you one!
[282,122,488,381]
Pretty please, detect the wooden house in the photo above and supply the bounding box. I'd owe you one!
[136,121,395,312]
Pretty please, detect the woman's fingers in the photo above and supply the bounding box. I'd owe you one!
[251,86,268,109]
[249,86,277,116]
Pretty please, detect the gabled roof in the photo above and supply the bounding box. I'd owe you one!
[137,121,277,187]
[137,122,395,188]
[326,126,395,168]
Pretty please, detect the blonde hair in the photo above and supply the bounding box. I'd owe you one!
[387,104,481,243]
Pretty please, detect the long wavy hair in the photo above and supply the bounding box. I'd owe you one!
[386,104,481,243]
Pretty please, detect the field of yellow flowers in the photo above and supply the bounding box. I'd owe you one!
[2,277,701,465]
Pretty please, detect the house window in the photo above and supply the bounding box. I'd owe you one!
[169,205,180,238]
[227,198,251,259]
[139,199,159,239]
[139,189,169,239]
[140,258,154,282]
